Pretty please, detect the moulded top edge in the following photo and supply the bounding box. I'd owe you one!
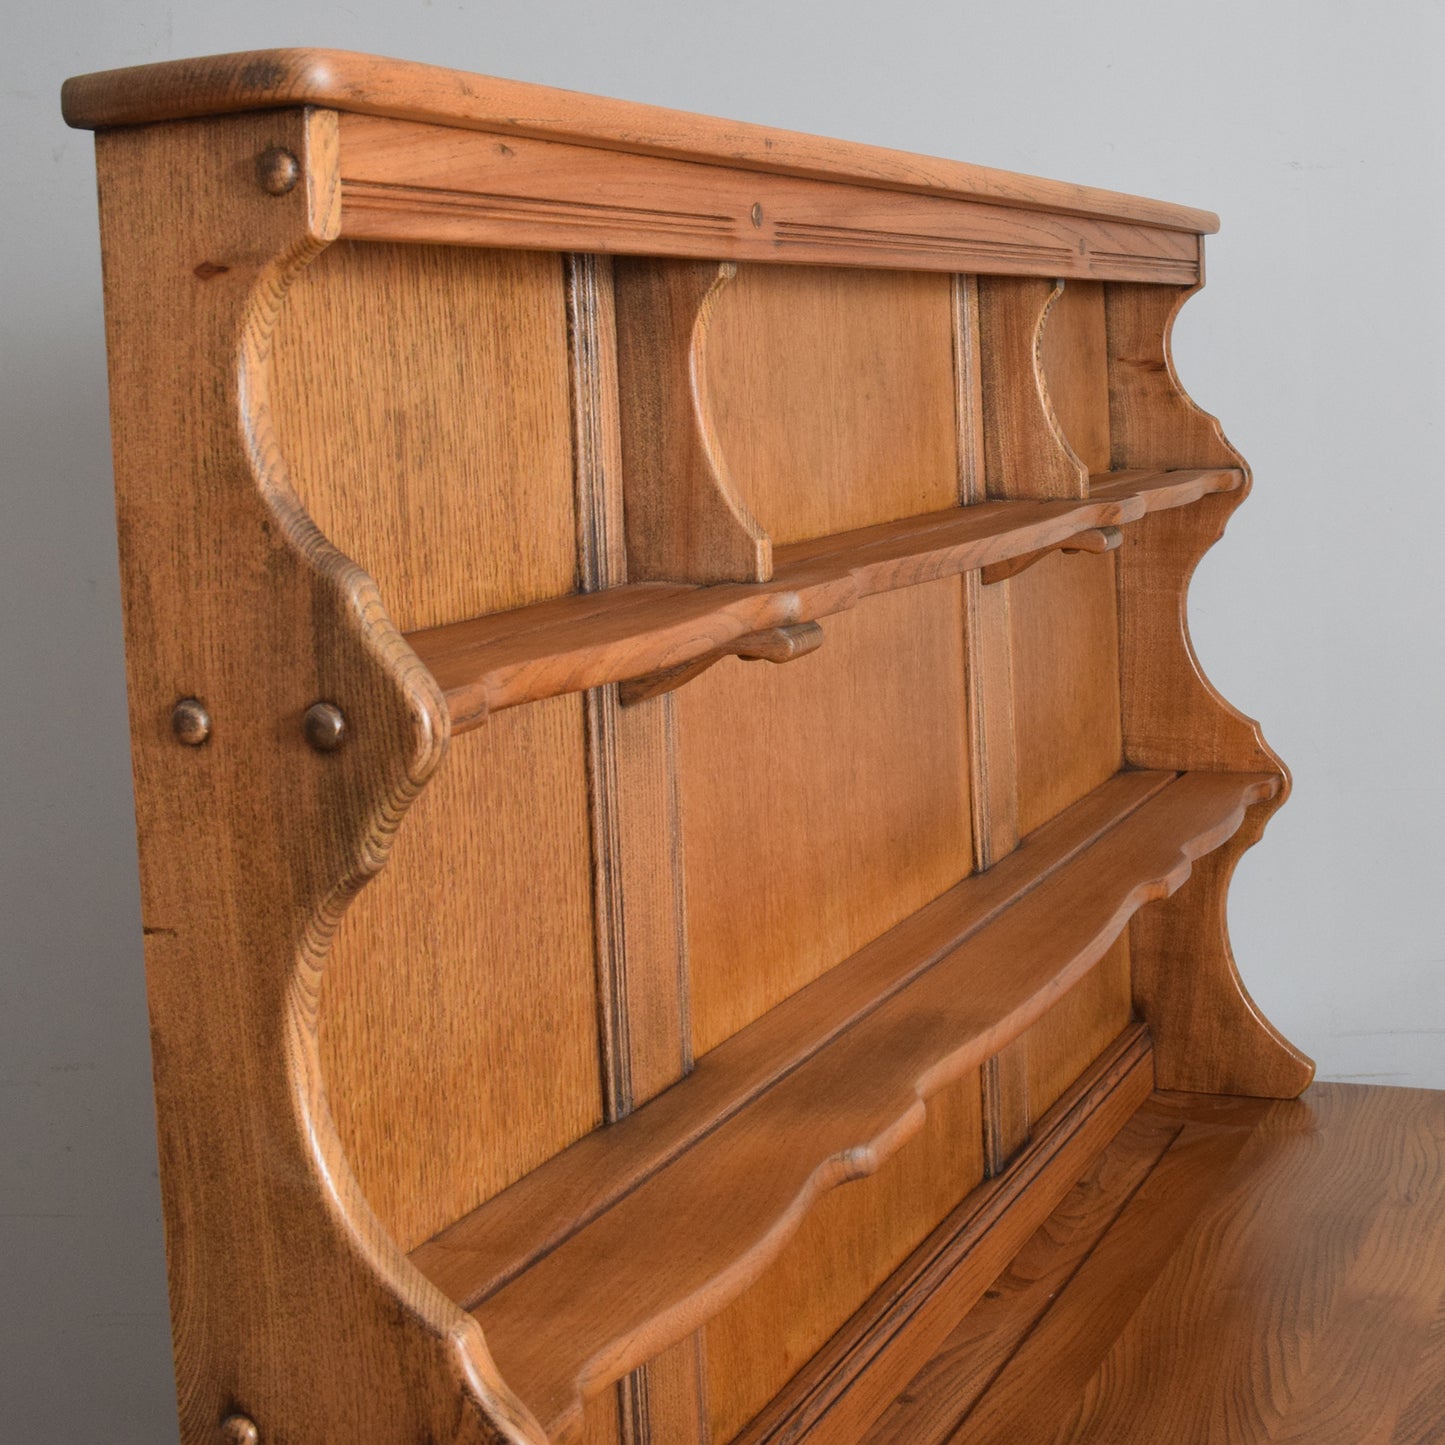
[59,48,1219,235]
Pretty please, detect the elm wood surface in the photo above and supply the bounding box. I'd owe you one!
[74,53,1313,1445]
[1106,283,1312,1098]
[570,252,707,1442]
[614,259,771,584]
[324,113,1202,283]
[61,49,1219,233]
[736,1026,1154,1445]
[705,265,962,544]
[432,771,1276,1440]
[405,467,1242,728]
[91,108,540,1444]
[411,770,1176,1305]
[866,1084,1445,1445]
[271,238,602,1251]
[703,1071,986,1443]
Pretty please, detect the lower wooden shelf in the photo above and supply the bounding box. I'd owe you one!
[409,766,1277,1439]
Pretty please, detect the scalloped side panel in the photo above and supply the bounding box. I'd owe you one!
[96,107,543,1442]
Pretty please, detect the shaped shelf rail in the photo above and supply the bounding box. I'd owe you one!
[408,765,1277,1439]
[404,467,1241,729]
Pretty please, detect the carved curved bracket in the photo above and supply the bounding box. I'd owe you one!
[977,276,1090,500]
[614,258,772,584]
[1106,282,1312,1098]
[97,108,542,1442]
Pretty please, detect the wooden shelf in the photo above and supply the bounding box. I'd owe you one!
[405,467,1241,730]
[408,766,1276,1439]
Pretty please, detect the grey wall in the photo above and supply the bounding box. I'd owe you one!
[5,2,1442,1438]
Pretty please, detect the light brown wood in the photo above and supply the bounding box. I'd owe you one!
[614,259,770,584]
[61,50,1221,234]
[677,583,973,1056]
[877,1085,1445,1445]
[743,1026,1155,1445]
[91,107,542,1444]
[704,1071,985,1442]
[460,771,1275,1438]
[333,114,1204,282]
[272,238,601,1250]
[74,54,1318,1445]
[978,277,1088,500]
[411,771,1175,1308]
[707,265,962,540]
[1107,282,1312,1097]
[405,468,1242,727]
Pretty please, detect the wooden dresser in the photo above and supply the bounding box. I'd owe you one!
[64,50,1321,1444]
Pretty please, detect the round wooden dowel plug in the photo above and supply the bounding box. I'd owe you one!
[303,701,347,752]
[220,1416,259,1445]
[171,697,211,746]
[256,146,299,195]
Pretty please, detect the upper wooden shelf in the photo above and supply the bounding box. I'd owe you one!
[408,766,1277,1440]
[406,468,1241,730]
[60,48,1216,235]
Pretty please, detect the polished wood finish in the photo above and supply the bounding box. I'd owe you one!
[406,468,1242,728]
[867,1084,1445,1445]
[73,53,1314,1445]
[739,1026,1154,1445]
[333,114,1203,282]
[90,107,538,1445]
[61,49,1219,233]
[446,770,1274,1438]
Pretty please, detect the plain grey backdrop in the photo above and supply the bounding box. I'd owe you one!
[5,1,1443,1438]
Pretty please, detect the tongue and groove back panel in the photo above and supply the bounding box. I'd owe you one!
[270,240,1135,1439]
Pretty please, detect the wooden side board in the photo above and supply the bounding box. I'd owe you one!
[93,107,544,1444]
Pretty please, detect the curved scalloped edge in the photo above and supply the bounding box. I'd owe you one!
[478,773,1275,1440]
[615,257,772,584]
[978,275,1091,501]
[97,106,544,1443]
[1107,281,1311,1098]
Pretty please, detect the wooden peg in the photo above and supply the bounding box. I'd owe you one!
[619,621,823,706]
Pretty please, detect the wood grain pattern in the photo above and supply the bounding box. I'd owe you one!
[978,277,1088,501]
[411,771,1175,1308]
[705,264,961,540]
[271,238,601,1250]
[568,252,692,1119]
[909,1086,1445,1445]
[331,115,1203,283]
[744,1027,1155,1445]
[1107,282,1312,1097]
[63,52,1220,235]
[677,582,973,1056]
[614,258,770,583]
[861,1081,1209,1445]
[93,108,541,1444]
[405,469,1242,727]
[704,1071,985,1443]
[463,772,1276,1439]
[272,240,577,628]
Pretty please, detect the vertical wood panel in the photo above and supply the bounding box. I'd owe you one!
[676,581,973,1059]
[706,264,960,542]
[272,240,602,1250]
[703,1071,986,1443]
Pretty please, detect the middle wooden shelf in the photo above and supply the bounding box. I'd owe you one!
[407,764,1275,1439]
[404,466,1241,729]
